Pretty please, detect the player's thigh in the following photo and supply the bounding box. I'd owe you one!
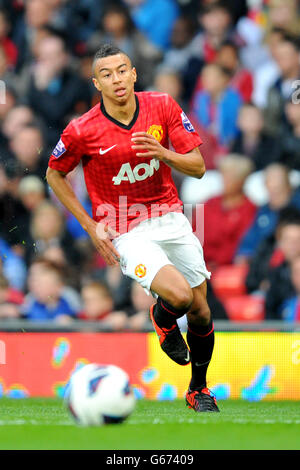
[113,235,172,291]
[150,264,193,309]
[162,231,211,290]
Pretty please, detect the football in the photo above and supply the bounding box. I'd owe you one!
[64,363,136,426]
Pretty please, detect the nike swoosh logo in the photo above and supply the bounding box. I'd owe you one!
[99,145,117,155]
[195,360,210,367]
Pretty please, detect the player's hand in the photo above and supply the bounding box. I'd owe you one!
[131,132,167,160]
[87,221,121,266]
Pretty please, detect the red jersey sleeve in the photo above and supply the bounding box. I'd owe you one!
[164,94,203,154]
[48,119,84,174]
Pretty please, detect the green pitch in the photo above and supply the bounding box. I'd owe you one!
[0,398,299,450]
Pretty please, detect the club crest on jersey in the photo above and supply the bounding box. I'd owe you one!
[147,125,163,143]
[181,112,195,133]
[135,264,147,278]
[52,139,66,158]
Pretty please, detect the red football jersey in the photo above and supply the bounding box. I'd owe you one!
[48,91,202,234]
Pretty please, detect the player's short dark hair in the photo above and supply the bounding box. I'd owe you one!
[92,43,131,76]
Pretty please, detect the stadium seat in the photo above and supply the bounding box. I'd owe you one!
[223,295,265,322]
[211,264,249,300]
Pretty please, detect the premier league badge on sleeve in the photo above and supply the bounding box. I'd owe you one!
[181,112,195,133]
[52,139,66,158]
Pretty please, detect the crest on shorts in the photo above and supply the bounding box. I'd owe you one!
[147,125,163,143]
[181,112,195,132]
[135,264,147,278]
[52,139,66,158]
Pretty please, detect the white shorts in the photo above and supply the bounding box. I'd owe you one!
[113,212,211,294]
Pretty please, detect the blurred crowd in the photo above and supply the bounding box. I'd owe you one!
[1,0,300,326]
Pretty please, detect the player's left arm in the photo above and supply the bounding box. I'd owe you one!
[131,132,205,178]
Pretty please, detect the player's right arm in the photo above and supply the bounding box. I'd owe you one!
[46,168,120,266]
[46,122,120,266]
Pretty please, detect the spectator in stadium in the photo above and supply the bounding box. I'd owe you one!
[230,103,281,171]
[0,43,18,95]
[18,175,46,213]
[9,124,48,180]
[278,101,300,170]
[265,211,300,319]
[88,3,162,91]
[78,281,127,330]
[215,40,253,102]
[0,174,46,250]
[28,256,81,312]
[245,207,300,294]
[194,154,256,270]
[13,0,91,66]
[126,281,153,330]
[197,2,239,64]
[0,159,30,247]
[0,273,23,319]
[0,8,18,67]
[24,200,81,269]
[13,0,55,70]
[152,69,184,107]
[252,27,284,108]
[36,0,85,52]
[264,33,300,136]
[0,85,17,123]
[92,264,133,312]
[192,63,242,148]
[76,46,98,97]
[22,259,77,322]
[0,237,26,291]
[158,15,200,77]
[278,255,300,322]
[124,0,179,51]
[64,0,109,44]
[1,105,36,141]
[236,163,300,260]
[25,35,91,145]
[266,0,300,37]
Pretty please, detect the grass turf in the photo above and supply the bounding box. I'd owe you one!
[0,398,299,450]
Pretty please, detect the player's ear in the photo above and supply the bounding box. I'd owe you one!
[92,77,102,92]
[132,67,137,83]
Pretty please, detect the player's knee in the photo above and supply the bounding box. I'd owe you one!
[188,306,211,325]
[168,286,193,311]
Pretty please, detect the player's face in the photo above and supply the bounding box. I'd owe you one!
[92,54,137,104]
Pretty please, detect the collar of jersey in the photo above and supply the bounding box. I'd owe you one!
[100,94,139,130]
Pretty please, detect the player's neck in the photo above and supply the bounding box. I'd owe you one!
[102,93,137,126]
